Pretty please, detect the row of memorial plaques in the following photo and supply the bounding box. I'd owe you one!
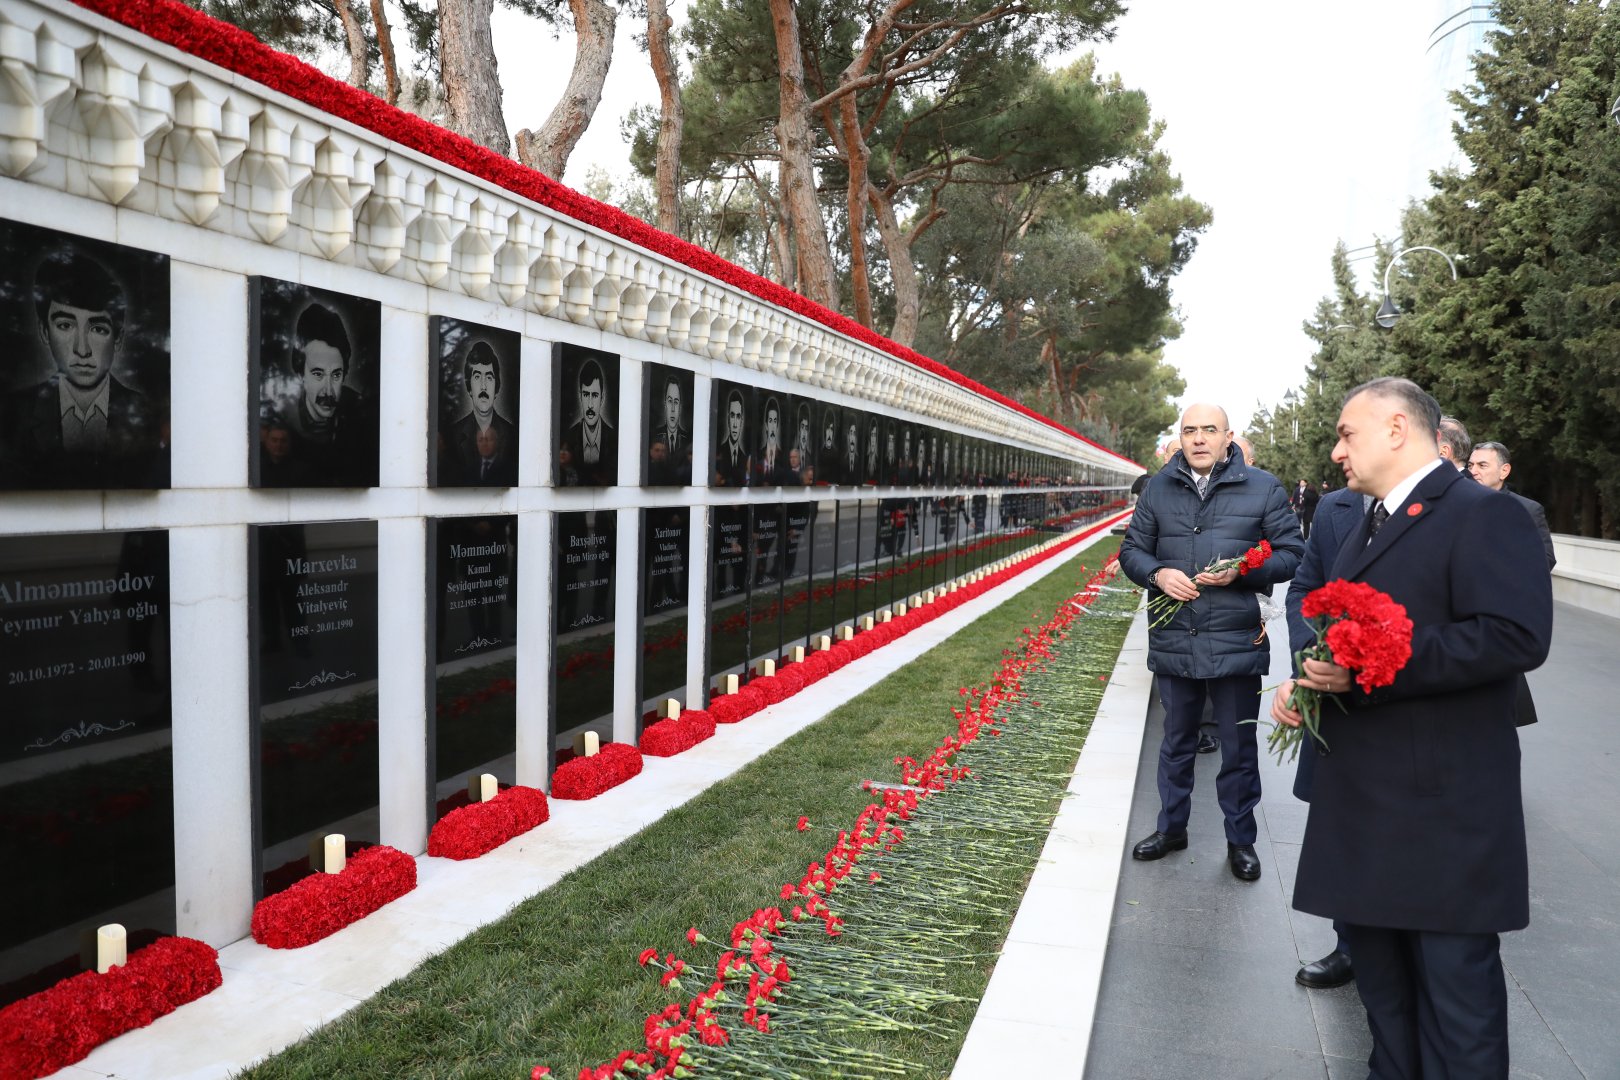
[1,215,1120,493]
[0,489,1118,1008]
[703,493,1062,702]
[707,379,1096,491]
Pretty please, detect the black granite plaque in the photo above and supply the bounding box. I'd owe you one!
[553,511,616,754]
[251,279,380,489]
[0,530,172,1005]
[707,505,750,699]
[0,220,171,491]
[841,411,864,487]
[749,505,785,668]
[554,344,620,486]
[787,396,814,488]
[781,501,815,654]
[753,391,793,487]
[251,520,379,898]
[835,500,861,627]
[643,364,695,487]
[807,497,838,645]
[712,381,752,488]
[430,318,520,488]
[640,506,689,721]
[429,515,517,820]
[861,414,881,489]
[815,402,841,487]
[897,423,918,487]
[881,418,899,487]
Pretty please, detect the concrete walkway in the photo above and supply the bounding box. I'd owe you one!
[1083,599,1620,1079]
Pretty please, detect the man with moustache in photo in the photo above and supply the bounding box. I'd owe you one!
[277,300,369,484]
[844,416,861,484]
[561,355,616,485]
[5,247,165,488]
[442,340,517,486]
[1272,378,1552,1077]
[755,395,794,486]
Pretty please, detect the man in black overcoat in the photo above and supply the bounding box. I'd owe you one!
[1272,377,1553,1077]
[1284,483,1368,990]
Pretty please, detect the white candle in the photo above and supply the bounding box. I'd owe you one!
[573,731,600,757]
[324,833,346,874]
[879,609,891,623]
[96,923,126,974]
[838,625,855,641]
[755,658,775,677]
[658,698,681,719]
[721,673,740,695]
[789,646,805,663]
[815,635,832,652]
[859,615,874,632]
[895,602,907,616]
[479,773,498,802]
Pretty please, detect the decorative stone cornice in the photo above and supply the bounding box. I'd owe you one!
[0,0,1138,473]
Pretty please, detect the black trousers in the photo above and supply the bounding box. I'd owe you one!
[1154,674,1261,844]
[1344,924,1508,1079]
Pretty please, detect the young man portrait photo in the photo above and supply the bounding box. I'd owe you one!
[1,225,170,490]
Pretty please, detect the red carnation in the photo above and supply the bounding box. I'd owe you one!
[1275,579,1414,761]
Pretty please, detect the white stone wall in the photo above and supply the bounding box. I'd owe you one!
[0,0,1140,952]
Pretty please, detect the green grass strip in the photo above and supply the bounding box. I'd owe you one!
[241,537,1125,1080]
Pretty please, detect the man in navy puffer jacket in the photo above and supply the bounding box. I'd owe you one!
[1119,403,1304,881]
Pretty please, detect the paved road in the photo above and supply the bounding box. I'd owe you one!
[1085,599,1620,1079]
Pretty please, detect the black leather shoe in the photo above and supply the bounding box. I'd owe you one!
[1227,842,1261,881]
[1296,949,1354,989]
[1132,831,1188,861]
[1196,731,1219,754]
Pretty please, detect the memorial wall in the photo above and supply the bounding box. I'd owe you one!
[0,0,1141,1009]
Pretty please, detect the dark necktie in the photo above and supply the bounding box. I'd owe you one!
[480,458,491,480]
[1367,501,1389,543]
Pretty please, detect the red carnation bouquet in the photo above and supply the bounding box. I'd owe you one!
[1272,579,1414,761]
[1147,539,1274,628]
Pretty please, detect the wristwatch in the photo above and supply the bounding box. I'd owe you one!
[1148,568,1162,589]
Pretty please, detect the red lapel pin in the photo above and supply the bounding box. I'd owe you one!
[1407,503,1423,517]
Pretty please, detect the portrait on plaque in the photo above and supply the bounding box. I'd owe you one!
[711,381,752,488]
[816,402,841,486]
[789,397,813,487]
[430,318,520,487]
[554,343,620,486]
[842,410,863,486]
[863,413,881,486]
[0,219,170,490]
[251,279,380,488]
[754,392,795,487]
[642,363,694,487]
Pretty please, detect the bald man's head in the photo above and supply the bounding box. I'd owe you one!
[1178,403,1233,476]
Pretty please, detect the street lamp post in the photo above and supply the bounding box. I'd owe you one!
[1376,246,1460,328]
[1283,388,1300,442]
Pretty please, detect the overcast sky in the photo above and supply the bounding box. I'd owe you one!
[482,1,1455,433]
